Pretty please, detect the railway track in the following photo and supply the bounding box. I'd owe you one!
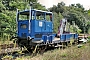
[0,43,20,55]
[0,43,27,60]
[0,43,56,59]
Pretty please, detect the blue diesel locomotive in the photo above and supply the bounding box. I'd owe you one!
[13,8,78,50]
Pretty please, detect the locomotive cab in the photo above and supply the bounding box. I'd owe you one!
[16,9,54,46]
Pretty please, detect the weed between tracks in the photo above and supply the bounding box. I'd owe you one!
[13,42,90,60]
[1,40,90,60]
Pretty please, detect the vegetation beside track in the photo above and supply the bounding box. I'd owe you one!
[13,41,90,60]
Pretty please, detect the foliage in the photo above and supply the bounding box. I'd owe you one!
[49,2,90,33]
[0,0,46,40]
[2,55,13,60]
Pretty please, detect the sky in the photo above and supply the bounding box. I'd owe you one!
[38,0,90,10]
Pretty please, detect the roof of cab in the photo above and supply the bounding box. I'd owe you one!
[18,9,52,15]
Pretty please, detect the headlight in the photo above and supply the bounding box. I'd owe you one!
[21,24,27,29]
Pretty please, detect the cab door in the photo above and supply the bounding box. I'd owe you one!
[18,20,29,38]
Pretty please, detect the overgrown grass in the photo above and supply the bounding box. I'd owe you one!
[0,41,13,45]
[0,35,13,45]
[16,42,90,60]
